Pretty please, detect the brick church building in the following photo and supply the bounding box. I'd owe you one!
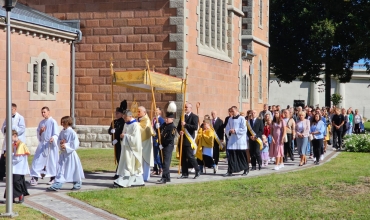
[2,0,269,149]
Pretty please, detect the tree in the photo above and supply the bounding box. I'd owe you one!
[330,93,343,107]
[270,0,370,107]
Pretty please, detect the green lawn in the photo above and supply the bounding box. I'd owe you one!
[365,122,370,132]
[28,148,183,173]
[28,149,117,173]
[0,204,54,220]
[68,152,370,220]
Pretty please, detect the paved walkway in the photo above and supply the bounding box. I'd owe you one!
[1,148,340,220]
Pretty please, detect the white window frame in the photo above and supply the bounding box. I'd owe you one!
[27,52,59,100]
[259,0,263,28]
[197,0,232,62]
[258,59,263,102]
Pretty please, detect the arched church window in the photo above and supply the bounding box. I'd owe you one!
[259,60,263,100]
[41,59,47,94]
[27,52,59,100]
[33,63,38,94]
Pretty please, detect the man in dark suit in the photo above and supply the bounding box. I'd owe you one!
[108,105,125,179]
[211,110,224,172]
[177,103,200,179]
[247,110,264,170]
[152,107,165,175]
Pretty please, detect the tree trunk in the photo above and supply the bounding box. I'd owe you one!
[325,69,331,107]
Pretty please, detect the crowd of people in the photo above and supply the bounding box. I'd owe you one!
[1,101,366,202]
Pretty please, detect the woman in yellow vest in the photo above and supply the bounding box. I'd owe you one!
[195,119,216,174]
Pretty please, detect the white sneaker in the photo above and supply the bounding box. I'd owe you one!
[190,168,195,173]
[279,163,284,168]
[47,179,55,185]
[320,155,324,161]
[30,178,38,186]
[274,165,280,170]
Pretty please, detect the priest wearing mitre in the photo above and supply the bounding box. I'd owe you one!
[114,110,144,188]
[137,106,155,182]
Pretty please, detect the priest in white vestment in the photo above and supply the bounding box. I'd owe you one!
[114,110,145,188]
[48,116,85,191]
[30,107,59,186]
[137,106,154,182]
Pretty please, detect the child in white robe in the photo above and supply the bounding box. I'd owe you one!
[47,116,84,191]
[2,130,30,203]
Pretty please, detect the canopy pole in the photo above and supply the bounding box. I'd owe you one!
[178,68,188,174]
[110,58,116,165]
[146,57,163,163]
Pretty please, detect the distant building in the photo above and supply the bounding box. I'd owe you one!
[269,67,370,118]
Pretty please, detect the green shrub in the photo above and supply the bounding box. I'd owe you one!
[343,134,370,152]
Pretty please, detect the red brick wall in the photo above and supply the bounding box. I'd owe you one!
[185,0,247,120]
[19,0,177,125]
[0,32,71,127]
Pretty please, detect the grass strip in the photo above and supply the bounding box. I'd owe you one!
[69,152,370,220]
[0,204,54,220]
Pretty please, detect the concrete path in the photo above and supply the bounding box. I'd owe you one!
[1,148,339,220]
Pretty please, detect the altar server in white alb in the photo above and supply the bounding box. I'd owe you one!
[0,103,26,181]
[224,106,249,177]
[2,130,30,203]
[48,116,84,191]
[114,110,145,188]
[30,107,59,186]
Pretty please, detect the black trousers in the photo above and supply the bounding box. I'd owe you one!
[354,123,360,134]
[115,144,121,172]
[249,140,262,168]
[181,145,199,176]
[3,174,29,199]
[161,145,174,181]
[312,138,323,162]
[213,142,220,165]
[333,128,343,149]
[0,152,5,180]
[284,133,294,161]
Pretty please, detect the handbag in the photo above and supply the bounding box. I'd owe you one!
[308,134,314,141]
[283,134,288,143]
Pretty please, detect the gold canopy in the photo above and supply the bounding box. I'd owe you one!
[113,70,184,94]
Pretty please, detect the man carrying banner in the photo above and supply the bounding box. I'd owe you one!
[211,111,224,172]
[177,103,200,179]
[247,110,264,171]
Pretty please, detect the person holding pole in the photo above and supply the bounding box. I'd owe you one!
[151,107,165,176]
[29,107,59,186]
[108,101,126,179]
[156,102,177,184]
[177,103,200,179]
[137,106,154,182]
